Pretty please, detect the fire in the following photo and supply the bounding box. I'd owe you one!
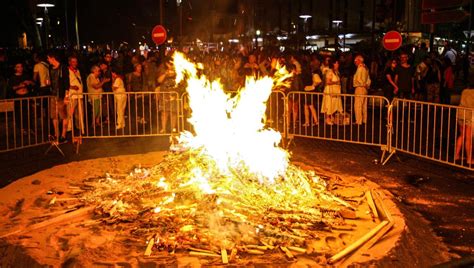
[173,52,290,183]
[82,52,346,254]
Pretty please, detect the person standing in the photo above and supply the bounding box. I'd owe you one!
[353,55,371,125]
[111,68,127,130]
[157,60,179,133]
[87,65,110,127]
[8,63,35,134]
[33,53,51,96]
[415,56,429,101]
[126,63,146,124]
[286,56,302,129]
[302,57,322,127]
[67,56,84,134]
[47,52,69,142]
[425,57,441,103]
[321,59,343,125]
[99,59,113,124]
[441,58,455,104]
[383,59,398,101]
[395,52,415,99]
[455,87,474,165]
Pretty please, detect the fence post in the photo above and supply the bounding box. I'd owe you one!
[381,99,396,165]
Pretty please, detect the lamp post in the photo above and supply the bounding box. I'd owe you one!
[177,0,183,47]
[255,29,261,50]
[37,1,55,49]
[299,15,312,50]
[332,19,343,51]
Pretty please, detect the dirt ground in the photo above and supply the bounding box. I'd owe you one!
[0,136,473,266]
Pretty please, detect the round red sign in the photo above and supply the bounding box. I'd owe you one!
[151,25,167,45]
[382,31,403,51]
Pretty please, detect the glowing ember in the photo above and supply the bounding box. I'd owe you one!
[81,52,348,253]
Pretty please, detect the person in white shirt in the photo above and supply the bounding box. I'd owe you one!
[67,56,84,134]
[353,55,371,125]
[444,43,457,66]
[33,53,50,96]
[111,68,127,130]
[87,65,110,127]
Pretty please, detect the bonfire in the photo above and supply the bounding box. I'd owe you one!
[80,52,353,259]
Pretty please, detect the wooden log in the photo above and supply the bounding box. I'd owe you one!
[332,225,355,231]
[328,220,389,264]
[339,221,395,267]
[0,207,94,238]
[189,251,220,257]
[280,246,295,259]
[332,196,356,211]
[246,249,265,255]
[365,221,395,250]
[366,191,379,220]
[246,245,271,250]
[229,248,238,261]
[374,191,394,222]
[144,238,154,256]
[288,246,306,254]
[188,247,218,255]
[221,248,228,264]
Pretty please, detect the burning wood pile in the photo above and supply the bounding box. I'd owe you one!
[0,52,396,266]
[79,151,353,260]
[71,53,394,264]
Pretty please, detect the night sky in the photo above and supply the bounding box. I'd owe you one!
[0,0,237,47]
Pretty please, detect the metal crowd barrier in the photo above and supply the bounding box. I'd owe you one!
[0,96,53,153]
[69,92,180,138]
[387,98,474,171]
[287,92,390,151]
[2,91,473,173]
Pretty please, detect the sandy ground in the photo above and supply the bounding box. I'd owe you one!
[0,136,472,267]
[0,150,450,267]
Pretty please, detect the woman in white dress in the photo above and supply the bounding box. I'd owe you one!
[321,59,343,125]
[111,68,127,130]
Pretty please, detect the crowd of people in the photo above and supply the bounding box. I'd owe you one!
[0,42,471,145]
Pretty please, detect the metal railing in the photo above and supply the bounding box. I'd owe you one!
[0,96,53,152]
[69,92,181,139]
[388,98,473,170]
[1,91,473,172]
[287,92,390,150]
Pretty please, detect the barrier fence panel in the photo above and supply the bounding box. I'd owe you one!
[0,96,53,152]
[287,92,390,149]
[3,92,472,173]
[391,98,473,171]
[266,90,286,135]
[70,92,180,140]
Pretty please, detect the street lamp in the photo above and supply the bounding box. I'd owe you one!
[299,14,312,21]
[332,20,343,50]
[177,0,183,47]
[37,1,55,49]
[299,15,312,50]
[255,29,261,50]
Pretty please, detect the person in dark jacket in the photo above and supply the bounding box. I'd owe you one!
[47,51,70,142]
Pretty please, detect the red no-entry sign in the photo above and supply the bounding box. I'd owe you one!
[382,31,403,51]
[152,25,167,45]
